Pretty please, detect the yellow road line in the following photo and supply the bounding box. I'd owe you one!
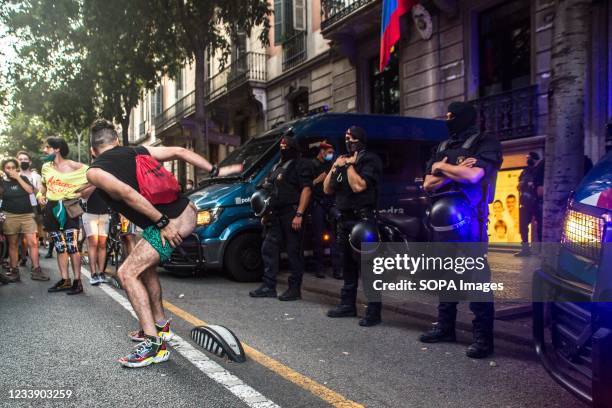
[163,300,364,408]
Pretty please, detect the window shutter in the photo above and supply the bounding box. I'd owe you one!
[274,0,283,45]
[293,0,305,31]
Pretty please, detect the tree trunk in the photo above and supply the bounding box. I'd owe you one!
[120,111,131,147]
[542,0,591,262]
[193,47,208,181]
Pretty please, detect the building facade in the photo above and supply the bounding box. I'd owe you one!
[128,0,612,217]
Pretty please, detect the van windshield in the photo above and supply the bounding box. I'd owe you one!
[216,134,280,178]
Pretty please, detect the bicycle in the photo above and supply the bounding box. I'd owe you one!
[104,212,125,289]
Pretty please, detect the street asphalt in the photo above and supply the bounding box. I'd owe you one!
[0,255,588,408]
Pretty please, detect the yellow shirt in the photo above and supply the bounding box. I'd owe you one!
[40,162,89,201]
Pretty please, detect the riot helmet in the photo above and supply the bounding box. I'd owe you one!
[250,189,272,217]
[349,220,381,257]
[427,193,474,242]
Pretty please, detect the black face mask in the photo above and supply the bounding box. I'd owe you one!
[19,162,30,170]
[345,140,365,154]
[527,158,535,167]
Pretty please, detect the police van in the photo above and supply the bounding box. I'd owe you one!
[533,150,612,407]
[162,113,447,281]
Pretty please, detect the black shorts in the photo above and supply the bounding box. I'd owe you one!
[42,201,80,232]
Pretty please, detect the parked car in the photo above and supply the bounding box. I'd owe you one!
[533,150,612,407]
[162,112,448,281]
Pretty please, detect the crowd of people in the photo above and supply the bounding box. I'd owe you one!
[1,103,503,367]
[0,139,141,292]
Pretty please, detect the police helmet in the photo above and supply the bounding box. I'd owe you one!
[349,221,381,255]
[428,193,473,242]
[250,189,272,217]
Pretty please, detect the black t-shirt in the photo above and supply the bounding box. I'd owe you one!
[311,158,332,202]
[333,151,382,211]
[0,176,34,214]
[85,189,110,215]
[89,146,190,228]
[425,131,502,207]
[271,158,313,209]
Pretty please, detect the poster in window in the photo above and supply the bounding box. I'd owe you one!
[488,169,523,243]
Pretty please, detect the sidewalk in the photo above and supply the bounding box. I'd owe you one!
[279,250,540,346]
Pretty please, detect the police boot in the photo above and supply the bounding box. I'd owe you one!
[466,329,494,359]
[249,285,277,298]
[359,302,382,327]
[419,322,456,343]
[278,285,301,301]
[514,242,532,257]
[327,304,357,318]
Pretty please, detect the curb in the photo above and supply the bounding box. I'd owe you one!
[279,274,534,347]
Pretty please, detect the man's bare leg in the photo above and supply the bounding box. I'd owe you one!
[142,266,165,323]
[118,241,160,336]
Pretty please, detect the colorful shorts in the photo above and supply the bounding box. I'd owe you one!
[141,225,175,263]
[49,229,79,254]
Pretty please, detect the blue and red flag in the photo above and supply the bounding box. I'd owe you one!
[379,0,417,72]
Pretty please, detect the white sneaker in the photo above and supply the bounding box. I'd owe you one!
[89,273,101,286]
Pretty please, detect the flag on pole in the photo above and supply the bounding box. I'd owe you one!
[379,0,418,72]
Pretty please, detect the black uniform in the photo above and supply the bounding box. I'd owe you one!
[517,165,538,244]
[260,157,313,290]
[425,125,502,337]
[310,158,342,276]
[331,150,383,310]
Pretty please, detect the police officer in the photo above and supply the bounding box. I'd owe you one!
[249,131,313,301]
[514,152,540,257]
[310,141,342,279]
[420,101,502,359]
[324,126,383,327]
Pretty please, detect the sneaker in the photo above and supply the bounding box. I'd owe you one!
[48,279,72,293]
[99,272,110,283]
[31,266,50,281]
[89,273,101,286]
[129,320,175,342]
[5,267,20,283]
[119,336,169,368]
[66,279,83,295]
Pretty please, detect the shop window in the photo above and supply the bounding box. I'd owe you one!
[478,0,531,97]
[370,53,400,115]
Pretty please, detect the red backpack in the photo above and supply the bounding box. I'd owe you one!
[134,151,180,204]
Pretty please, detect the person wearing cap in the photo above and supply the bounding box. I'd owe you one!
[323,125,383,327]
[310,140,342,279]
[420,101,502,359]
[249,131,313,301]
[513,151,541,256]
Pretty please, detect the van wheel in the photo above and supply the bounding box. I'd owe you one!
[224,233,263,282]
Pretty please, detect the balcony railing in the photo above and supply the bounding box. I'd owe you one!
[321,0,376,30]
[206,52,267,101]
[153,52,266,134]
[472,86,538,142]
[154,91,195,132]
[282,31,307,71]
